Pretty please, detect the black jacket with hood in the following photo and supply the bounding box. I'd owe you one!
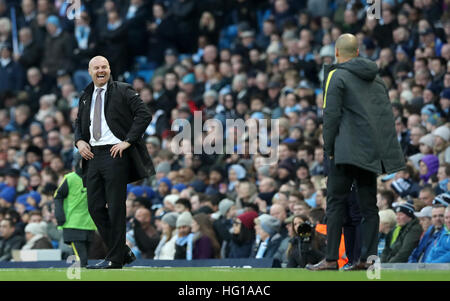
[322,57,405,174]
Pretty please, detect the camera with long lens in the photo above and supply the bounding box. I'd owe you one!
[297,221,314,243]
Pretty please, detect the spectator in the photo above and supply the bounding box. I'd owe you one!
[130,208,160,259]
[228,210,258,259]
[41,15,73,78]
[424,206,450,263]
[21,221,52,250]
[251,214,283,259]
[212,198,235,255]
[409,205,446,263]
[15,27,42,70]
[286,214,325,268]
[191,213,220,259]
[378,209,397,257]
[0,218,24,261]
[154,212,179,260]
[174,211,194,260]
[0,44,25,93]
[381,203,423,263]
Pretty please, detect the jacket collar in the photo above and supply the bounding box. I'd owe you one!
[81,77,114,108]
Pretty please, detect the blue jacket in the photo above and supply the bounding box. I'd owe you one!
[408,225,444,263]
[424,226,450,263]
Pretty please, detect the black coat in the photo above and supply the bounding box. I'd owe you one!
[74,78,155,187]
[322,57,406,174]
[0,232,24,261]
[18,40,42,69]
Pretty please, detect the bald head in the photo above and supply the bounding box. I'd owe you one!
[335,33,359,62]
[88,56,111,87]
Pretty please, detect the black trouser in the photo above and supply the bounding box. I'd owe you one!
[343,185,362,264]
[326,160,379,262]
[72,241,90,267]
[87,145,130,264]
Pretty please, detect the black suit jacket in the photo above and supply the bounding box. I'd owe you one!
[74,78,155,186]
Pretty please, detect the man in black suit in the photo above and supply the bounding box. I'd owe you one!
[74,56,155,269]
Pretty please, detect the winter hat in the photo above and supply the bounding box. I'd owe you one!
[237,211,259,230]
[419,134,435,148]
[142,186,155,199]
[433,193,450,207]
[27,191,41,205]
[218,199,235,216]
[257,165,270,177]
[182,73,196,85]
[46,15,60,28]
[278,159,295,174]
[391,178,412,197]
[432,125,450,142]
[420,154,439,182]
[420,104,438,117]
[172,183,187,193]
[176,211,193,228]
[162,212,179,228]
[228,164,247,180]
[415,206,433,218]
[25,222,47,236]
[0,186,16,203]
[395,202,416,219]
[164,194,180,206]
[158,177,172,191]
[156,161,171,175]
[188,179,206,192]
[255,214,280,236]
[129,186,144,198]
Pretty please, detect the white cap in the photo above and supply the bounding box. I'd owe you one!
[415,206,433,218]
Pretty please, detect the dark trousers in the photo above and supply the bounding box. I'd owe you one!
[326,160,379,262]
[72,241,90,267]
[87,145,130,264]
[343,186,362,264]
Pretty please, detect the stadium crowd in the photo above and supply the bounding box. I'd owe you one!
[0,0,450,268]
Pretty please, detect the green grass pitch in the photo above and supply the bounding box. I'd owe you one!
[0,268,449,281]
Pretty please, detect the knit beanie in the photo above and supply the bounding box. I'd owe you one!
[433,193,450,207]
[433,125,450,142]
[25,222,47,236]
[176,211,193,228]
[391,178,412,197]
[419,134,434,148]
[158,177,172,191]
[256,214,280,236]
[162,212,179,228]
[173,183,187,193]
[156,161,171,175]
[0,186,16,203]
[218,199,234,217]
[395,202,416,219]
[237,211,259,230]
[129,186,144,198]
[164,194,180,206]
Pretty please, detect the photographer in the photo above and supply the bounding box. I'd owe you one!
[287,215,326,268]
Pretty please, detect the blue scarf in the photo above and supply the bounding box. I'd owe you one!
[176,233,194,260]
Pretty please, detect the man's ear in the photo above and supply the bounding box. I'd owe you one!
[335,48,339,59]
[356,48,360,56]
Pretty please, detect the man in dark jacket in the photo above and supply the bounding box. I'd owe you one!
[381,203,423,263]
[74,56,154,269]
[0,218,25,261]
[307,34,405,271]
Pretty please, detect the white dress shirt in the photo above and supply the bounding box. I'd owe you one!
[89,84,122,146]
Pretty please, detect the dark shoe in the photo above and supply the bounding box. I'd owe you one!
[306,259,338,271]
[123,248,136,266]
[86,260,123,269]
[344,261,370,271]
